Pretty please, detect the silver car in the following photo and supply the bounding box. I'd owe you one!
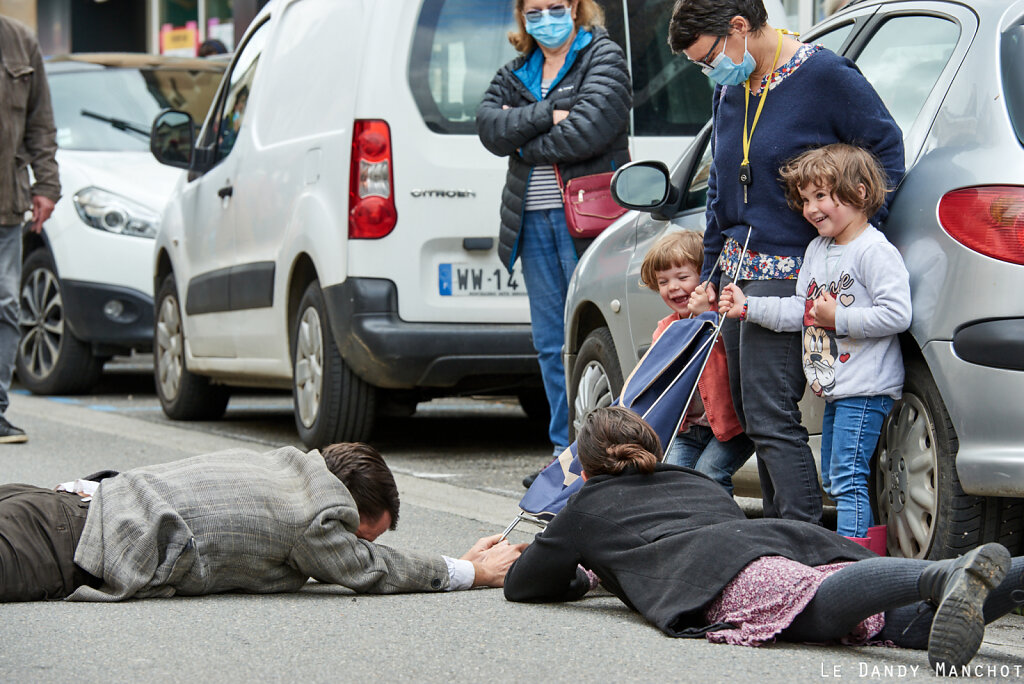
[563,0,1024,559]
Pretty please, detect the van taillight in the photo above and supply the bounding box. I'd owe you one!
[349,119,397,239]
[938,186,1024,265]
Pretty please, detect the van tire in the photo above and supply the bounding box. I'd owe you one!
[873,356,1024,558]
[154,273,230,420]
[568,327,623,440]
[292,281,375,448]
[16,249,104,394]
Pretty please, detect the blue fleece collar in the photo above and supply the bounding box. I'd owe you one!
[512,29,594,101]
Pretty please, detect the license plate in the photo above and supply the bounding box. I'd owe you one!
[438,263,527,297]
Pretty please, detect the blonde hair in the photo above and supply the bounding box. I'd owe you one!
[577,406,661,476]
[779,143,890,218]
[639,230,704,289]
[507,0,606,54]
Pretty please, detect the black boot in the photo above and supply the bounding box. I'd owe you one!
[917,543,1011,672]
[522,468,542,489]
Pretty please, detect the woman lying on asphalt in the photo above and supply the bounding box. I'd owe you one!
[503,406,1024,672]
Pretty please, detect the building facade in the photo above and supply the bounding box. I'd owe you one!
[0,0,269,55]
[2,0,842,57]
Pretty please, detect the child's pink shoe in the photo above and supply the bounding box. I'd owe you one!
[845,525,888,556]
[866,524,888,555]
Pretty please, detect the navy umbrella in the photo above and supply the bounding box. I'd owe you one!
[502,311,722,536]
[500,229,751,540]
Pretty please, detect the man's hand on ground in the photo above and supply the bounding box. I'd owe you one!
[461,534,526,588]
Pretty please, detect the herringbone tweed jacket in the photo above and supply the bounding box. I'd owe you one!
[67,446,448,601]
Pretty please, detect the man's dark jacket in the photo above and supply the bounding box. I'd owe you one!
[503,464,873,637]
[476,27,631,271]
[0,16,60,225]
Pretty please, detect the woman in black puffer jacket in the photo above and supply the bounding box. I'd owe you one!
[476,0,631,483]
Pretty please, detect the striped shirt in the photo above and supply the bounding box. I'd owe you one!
[524,79,564,211]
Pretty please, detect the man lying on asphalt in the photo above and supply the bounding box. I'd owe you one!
[0,443,525,601]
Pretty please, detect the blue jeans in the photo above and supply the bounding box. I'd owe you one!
[721,276,823,524]
[664,424,754,496]
[518,209,577,450]
[0,224,22,416]
[821,395,894,538]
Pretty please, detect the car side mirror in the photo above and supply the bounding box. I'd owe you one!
[150,109,195,170]
[610,161,680,221]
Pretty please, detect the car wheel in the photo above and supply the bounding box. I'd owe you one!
[568,327,623,439]
[154,273,230,420]
[874,356,1023,558]
[292,280,375,448]
[15,249,103,394]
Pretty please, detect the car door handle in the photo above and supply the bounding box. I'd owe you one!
[217,185,233,199]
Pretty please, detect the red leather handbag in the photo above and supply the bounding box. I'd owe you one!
[560,171,627,238]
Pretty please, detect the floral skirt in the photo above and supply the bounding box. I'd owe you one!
[703,556,885,646]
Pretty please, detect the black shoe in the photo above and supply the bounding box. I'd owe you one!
[522,468,542,489]
[522,447,567,489]
[919,543,1011,672]
[0,415,27,444]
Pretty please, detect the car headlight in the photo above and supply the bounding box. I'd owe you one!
[72,187,160,239]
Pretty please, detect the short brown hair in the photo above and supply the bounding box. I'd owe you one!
[668,0,769,53]
[779,143,890,219]
[639,230,704,289]
[577,406,661,477]
[322,443,399,529]
[508,0,605,54]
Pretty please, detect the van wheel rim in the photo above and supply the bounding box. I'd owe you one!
[295,307,323,429]
[876,394,937,558]
[17,267,63,380]
[573,360,613,434]
[155,295,184,400]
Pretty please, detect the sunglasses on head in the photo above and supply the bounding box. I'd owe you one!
[524,4,569,23]
[686,34,723,71]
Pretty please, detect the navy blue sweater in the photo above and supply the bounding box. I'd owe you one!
[703,49,905,286]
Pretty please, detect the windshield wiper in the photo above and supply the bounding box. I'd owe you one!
[80,109,151,139]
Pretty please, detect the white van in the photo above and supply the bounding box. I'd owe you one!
[149,0,783,448]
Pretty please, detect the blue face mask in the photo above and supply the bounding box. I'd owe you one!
[704,35,756,86]
[525,10,575,49]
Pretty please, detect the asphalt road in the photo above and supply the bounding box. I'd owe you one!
[1,372,1022,683]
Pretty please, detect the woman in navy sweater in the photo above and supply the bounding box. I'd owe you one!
[666,0,904,524]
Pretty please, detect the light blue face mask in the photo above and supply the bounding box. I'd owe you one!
[525,9,575,49]
[704,35,756,86]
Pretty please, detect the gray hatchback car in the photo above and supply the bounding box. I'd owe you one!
[563,0,1024,559]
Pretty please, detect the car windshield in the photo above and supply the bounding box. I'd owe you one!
[49,67,223,152]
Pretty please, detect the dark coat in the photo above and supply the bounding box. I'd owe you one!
[503,464,874,637]
[0,15,61,224]
[476,27,632,272]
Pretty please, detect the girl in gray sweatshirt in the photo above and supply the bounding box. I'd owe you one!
[720,144,912,539]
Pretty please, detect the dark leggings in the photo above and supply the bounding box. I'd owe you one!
[779,556,1024,647]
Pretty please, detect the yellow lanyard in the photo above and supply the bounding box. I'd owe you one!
[741,29,785,168]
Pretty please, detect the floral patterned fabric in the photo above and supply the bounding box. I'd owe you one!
[762,43,823,93]
[719,43,825,282]
[703,556,885,646]
[719,237,802,282]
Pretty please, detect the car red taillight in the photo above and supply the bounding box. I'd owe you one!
[938,186,1024,265]
[349,119,397,239]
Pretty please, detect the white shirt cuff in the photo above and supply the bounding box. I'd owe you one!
[442,556,475,591]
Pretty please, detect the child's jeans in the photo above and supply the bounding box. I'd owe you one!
[665,425,754,496]
[821,395,894,538]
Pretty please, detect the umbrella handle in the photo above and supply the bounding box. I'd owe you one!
[701,225,752,321]
[714,225,753,330]
[498,517,521,543]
